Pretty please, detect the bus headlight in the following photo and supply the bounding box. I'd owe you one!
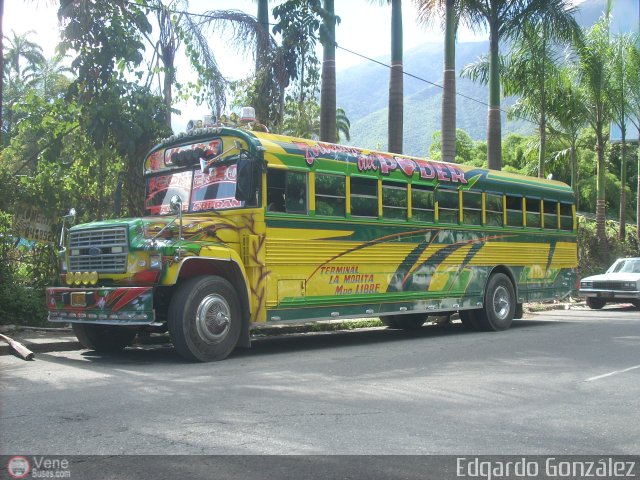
[81,272,91,285]
[89,271,98,285]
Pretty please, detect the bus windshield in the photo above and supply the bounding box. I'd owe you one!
[144,163,256,215]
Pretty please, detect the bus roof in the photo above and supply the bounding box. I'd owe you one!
[148,127,575,203]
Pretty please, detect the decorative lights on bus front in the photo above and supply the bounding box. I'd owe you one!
[65,271,99,286]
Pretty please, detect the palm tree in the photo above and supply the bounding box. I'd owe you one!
[145,1,273,127]
[576,6,613,252]
[319,0,337,143]
[336,107,350,142]
[388,0,403,153]
[415,0,465,163]
[370,0,403,153]
[0,0,5,141]
[502,18,579,178]
[608,33,636,240]
[2,31,46,140]
[252,0,288,129]
[33,53,71,99]
[461,0,579,170]
[3,30,45,81]
[627,35,640,240]
[546,66,588,206]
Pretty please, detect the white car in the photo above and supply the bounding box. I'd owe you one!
[579,257,640,309]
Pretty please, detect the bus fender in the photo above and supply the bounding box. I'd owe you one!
[173,255,252,349]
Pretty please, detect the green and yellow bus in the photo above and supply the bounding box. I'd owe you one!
[47,125,578,361]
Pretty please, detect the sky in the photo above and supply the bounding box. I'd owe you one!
[4,0,489,132]
[3,0,626,134]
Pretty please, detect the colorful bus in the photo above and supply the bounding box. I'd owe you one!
[46,126,578,361]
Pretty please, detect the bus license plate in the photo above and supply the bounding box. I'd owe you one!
[71,292,87,307]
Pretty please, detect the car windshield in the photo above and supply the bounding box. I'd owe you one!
[607,258,640,274]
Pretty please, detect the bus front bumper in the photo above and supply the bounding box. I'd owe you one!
[46,286,156,325]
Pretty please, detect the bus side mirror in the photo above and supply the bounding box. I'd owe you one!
[235,156,261,203]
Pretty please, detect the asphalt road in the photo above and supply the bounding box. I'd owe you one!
[1,307,639,456]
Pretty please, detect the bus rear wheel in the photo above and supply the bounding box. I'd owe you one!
[459,310,481,331]
[477,273,515,331]
[381,314,427,330]
[72,323,136,352]
[168,275,241,362]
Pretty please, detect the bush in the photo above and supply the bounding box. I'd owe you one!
[0,212,57,327]
[577,215,640,277]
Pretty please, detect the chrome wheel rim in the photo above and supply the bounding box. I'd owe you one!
[493,285,510,320]
[195,294,231,344]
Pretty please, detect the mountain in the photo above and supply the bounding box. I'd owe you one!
[334,0,638,157]
[336,41,531,157]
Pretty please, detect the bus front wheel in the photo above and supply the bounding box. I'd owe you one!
[72,323,136,352]
[168,275,241,362]
[477,273,515,331]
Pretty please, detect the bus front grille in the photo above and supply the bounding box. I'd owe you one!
[68,227,129,274]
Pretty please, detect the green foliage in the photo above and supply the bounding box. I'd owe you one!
[281,97,320,139]
[272,0,323,136]
[0,211,53,327]
[577,216,639,277]
[429,129,486,166]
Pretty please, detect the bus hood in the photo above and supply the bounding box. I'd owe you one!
[70,216,241,247]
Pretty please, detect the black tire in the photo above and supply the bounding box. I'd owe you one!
[382,313,426,330]
[476,273,515,331]
[586,297,606,309]
[168,275,241,362]
[72,323,136,352]
[459,310,481,331]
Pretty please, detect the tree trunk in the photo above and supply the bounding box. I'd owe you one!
[618,127,626,241]
[595,131,607,257]
[637,124,640,242]
[570,141,578,210]
[388,0,403,154]
[538,33,547,179]
[487,17,502,170]
[253,0,270,125]
[161,44,175,128]
[440,0,456,163]
[320,0,336,143]
[0,0,4,145]
[538,114,546,179]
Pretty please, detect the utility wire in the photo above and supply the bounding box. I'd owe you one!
[114,0,538,125]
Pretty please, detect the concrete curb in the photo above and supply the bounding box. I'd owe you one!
[0,339,82,357]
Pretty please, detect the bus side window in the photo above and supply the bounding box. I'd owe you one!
[560,203,573,231]
[485,193,503,227]
[350,177,378,217]
[267,169,307,214]
[411,184,434,223]
[315,174,346,217]
[526,198,541,228]
[463,191,482,225]
[266,169,285,212]
[543,200,558,229]
[506,195,523,227]
[286,171,307,213]
[436,188,459,224]
[382,181,407,220]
